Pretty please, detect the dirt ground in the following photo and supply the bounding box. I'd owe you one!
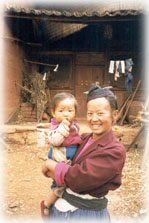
[1,121,148,222]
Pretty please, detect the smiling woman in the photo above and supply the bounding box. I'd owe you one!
[86,86,118,140]
[87,97,117,140]
[41,85,126,222]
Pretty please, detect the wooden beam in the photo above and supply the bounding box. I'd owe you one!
[15,82,33,94]
[38,51,73,55]
[2,36,42,47]
[24,59,57,67]
[117,94,132,122]
[120,80,141,126]
[127,126,144,151]
[4,14,143,23]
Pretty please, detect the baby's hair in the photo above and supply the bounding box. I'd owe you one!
[52,92,78,112]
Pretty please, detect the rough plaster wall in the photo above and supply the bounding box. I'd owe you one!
[2,23,25,123]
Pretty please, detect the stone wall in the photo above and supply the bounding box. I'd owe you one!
[1,125,49,146]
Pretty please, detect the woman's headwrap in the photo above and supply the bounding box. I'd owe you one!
[87,85,115,103]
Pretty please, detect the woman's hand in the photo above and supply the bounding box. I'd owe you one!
[42,159,57,179]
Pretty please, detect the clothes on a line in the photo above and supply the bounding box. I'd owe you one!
[109,59,134,79]
[109,58,134,93]
[109,60,125,81]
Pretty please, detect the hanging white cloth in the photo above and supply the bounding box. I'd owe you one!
[109,60,115,73]
[114,61,120,81]
[109,60,126,80]
[121,60,125,73]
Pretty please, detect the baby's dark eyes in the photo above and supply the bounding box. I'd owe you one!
[58,109,74,112]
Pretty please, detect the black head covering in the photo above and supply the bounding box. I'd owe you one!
[87,85,115,103]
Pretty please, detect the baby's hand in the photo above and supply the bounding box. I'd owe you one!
[42,164,51,178]
[45,170,51,177]
[62,119,71,127]
[64,160,72,165]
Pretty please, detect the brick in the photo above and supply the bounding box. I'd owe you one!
[21,103,32,107]
[31,111,37,116]
[22,111,32,116]
[21,107,33,112]
[23,117,37,122]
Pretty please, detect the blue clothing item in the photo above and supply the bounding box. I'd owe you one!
[51,180,65,198]
[51,180,57,190]
[125,58,134,72]
[125,58,134,94]
[48,145,78,160]
[48,145,78,191]
[125,72,133,94]
[48,206,111,223]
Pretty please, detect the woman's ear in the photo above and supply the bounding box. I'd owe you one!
[112,110,118,124]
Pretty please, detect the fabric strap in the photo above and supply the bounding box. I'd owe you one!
[62,191,108,211]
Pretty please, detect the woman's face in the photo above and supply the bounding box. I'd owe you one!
[87,97,117,140]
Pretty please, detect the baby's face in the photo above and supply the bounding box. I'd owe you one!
[53,98,76,123]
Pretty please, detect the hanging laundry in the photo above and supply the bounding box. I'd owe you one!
[125,58,134,72]
[125,58,134,94]
[114,61,120,81]
[121,61,125,73]
[108,58,134,93]
[125,72,133,94]
[109,60,125,73]
[109,60,115,73]
[117,61,122,73]
[118,61,125,73]
[109,60,126,81]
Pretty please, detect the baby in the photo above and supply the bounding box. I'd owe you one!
[41,92,82,218]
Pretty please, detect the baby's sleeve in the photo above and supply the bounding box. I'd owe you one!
[48,123,70,146]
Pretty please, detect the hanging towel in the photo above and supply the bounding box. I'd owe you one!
[117,61,122,73]
[117,61,125,74]
[109,60,115,73]
[114,61,120,81]
[121,61,125,73]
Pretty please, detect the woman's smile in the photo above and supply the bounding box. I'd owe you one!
[87,97,113,140]
[91,123,102,130]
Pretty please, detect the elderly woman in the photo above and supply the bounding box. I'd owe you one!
[41,85,126,222]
